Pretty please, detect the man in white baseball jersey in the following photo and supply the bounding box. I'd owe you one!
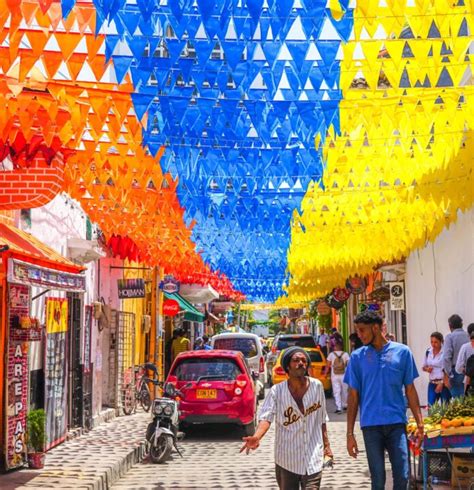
[240,346,332,489]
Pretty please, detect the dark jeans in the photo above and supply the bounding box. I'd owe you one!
[449,372,465,398]
[427,382,451,405]
[275,465,322,490]
[362,423,409,490]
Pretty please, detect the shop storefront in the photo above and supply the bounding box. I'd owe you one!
[0,222,85,470]
[163,292,204,345]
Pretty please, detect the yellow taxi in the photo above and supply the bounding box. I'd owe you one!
[271,347,332,393]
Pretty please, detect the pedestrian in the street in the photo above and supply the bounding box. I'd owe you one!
[194,336,212,350]
[349,332,363,352]
[443,314,470,398]
[171,328,190,361]
[455,325,474,395]
[326,341,350,414]
[165,329,178,375]
[344,311,424,490]
[329,327,343,353]
[240,346,332,490]
[422,332,451,405]
[318,329,329,357]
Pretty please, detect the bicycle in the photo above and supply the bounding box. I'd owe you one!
[123,362,159,415]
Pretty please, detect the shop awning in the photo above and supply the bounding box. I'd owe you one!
[0,221,85,275]
[179,283,219,304]
[164,292,204,323]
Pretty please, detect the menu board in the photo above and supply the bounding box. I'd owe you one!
[44,298,68,450]
[4,284,30,469]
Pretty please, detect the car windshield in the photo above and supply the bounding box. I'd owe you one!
[172,357,242,382]
[307,351,323,363]
[277,336,316,350]
[214,338,258,358]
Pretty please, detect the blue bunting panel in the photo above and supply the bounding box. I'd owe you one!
[76,0,353,302]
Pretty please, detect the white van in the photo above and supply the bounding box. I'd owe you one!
[211,332,266,399]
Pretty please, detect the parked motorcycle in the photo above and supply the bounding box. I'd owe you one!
[146,381,190,464]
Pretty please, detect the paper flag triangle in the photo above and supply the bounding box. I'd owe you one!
[55,32,82,60]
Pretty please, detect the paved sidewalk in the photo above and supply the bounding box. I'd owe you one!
[0,411,150,490]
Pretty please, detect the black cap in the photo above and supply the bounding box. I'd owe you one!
[281,346,311,374]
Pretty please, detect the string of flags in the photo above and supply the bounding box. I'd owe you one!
[0,0,472,303]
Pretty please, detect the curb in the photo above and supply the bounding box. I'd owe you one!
[92,439,148,490]
[1,412,150,490]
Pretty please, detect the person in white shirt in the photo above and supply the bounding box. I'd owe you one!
[326,342,350,414]
[318,330,329,357]
[422,332,451,405]
[240,346,332,490]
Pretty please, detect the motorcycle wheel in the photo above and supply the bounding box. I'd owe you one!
[150,435,173,464]
[140,385,152,412]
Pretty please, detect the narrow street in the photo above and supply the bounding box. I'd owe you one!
[113,399,387,490]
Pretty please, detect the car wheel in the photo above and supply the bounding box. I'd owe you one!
[243,419,256,436]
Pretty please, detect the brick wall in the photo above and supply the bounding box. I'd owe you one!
[0,154,64,210]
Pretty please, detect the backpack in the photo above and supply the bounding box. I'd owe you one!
[466,354,474,379]
[332,352,346,375]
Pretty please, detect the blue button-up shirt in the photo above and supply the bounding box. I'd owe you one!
[344,341,419,428]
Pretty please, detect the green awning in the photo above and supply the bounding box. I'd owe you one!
[164,292,204,322]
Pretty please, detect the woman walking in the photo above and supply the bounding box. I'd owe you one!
[422,332,450,405]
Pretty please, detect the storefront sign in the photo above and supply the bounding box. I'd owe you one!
[163,299,180,316]
[316,301,331,315]
[160,275,180,294]
[8,258,85,292]
[83,306,93,374]
[389,281,405,311]
[117,278,145,299]
[6,342,28,469]
[5,284,30,469]
[345,276,367,294]
[332,287,351,302]
[45,298,68,450]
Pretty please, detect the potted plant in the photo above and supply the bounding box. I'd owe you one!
[27,409,46,469]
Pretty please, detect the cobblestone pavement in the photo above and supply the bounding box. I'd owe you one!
[0,411,150,490]
[112,398,393,490]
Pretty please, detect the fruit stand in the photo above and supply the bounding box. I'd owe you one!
[407,397,474,489]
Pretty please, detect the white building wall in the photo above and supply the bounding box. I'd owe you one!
[17,193,104,417]
[406,207,474,405]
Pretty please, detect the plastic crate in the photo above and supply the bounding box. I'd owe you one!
[426,451,452,482]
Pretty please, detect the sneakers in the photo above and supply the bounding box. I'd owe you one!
[335,409,342,414]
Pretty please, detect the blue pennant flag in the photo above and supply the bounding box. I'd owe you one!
[113,56,133,84]
[61,0,75,19]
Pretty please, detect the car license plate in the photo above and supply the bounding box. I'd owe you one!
[196,389,217,399]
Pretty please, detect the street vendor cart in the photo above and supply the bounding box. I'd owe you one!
[409,429,474,489]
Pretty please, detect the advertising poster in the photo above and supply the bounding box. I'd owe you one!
[45,298,68,450]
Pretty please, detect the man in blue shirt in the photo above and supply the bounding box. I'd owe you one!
[344,311,423,490]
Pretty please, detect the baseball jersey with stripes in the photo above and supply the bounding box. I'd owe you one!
[259,377,328,475]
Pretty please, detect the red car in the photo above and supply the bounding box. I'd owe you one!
[166,350,257,435]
